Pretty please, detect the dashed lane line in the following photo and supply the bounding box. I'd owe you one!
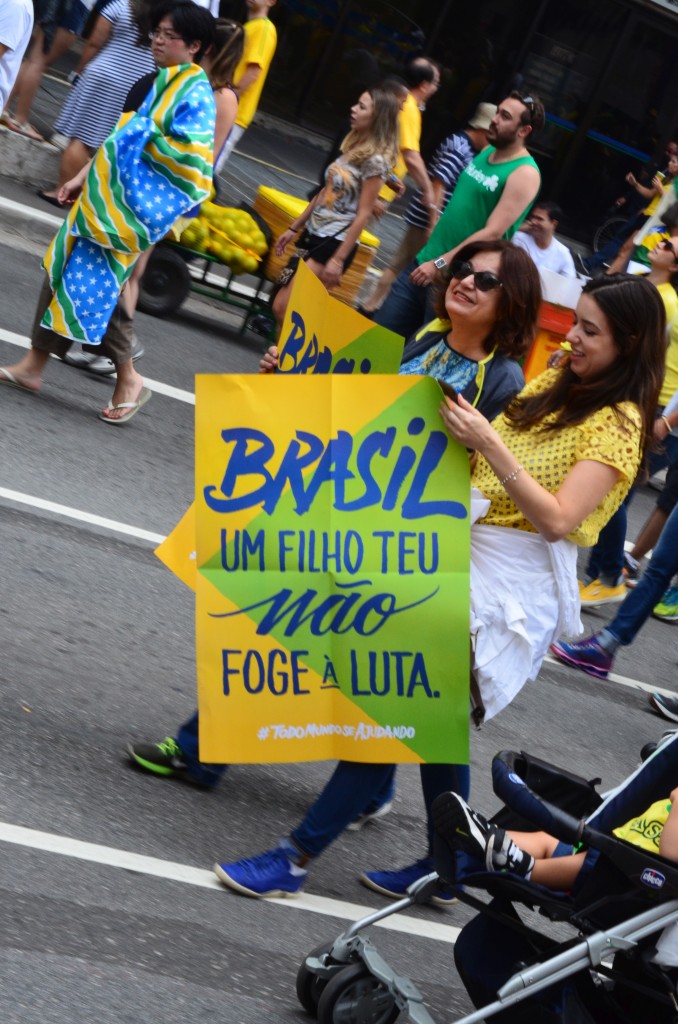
[0,821,461,945]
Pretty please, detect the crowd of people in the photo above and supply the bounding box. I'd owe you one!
[2,4,678,1016]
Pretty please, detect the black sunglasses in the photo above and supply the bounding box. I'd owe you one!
[449,259,503,292]
[659,238,678,260]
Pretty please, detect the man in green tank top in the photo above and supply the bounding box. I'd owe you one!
[374,92,544,340]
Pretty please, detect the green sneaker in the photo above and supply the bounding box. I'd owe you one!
[127,737,189,778]
[653,585,678,623]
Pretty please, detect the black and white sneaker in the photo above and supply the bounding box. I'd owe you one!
[432,792,534,877]
[649,692,678,723]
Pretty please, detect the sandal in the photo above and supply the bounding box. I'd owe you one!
[2,114,44,142]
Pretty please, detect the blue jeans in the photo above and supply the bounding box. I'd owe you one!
[606,501,678,646]
[586,428,678,583]
[291,760,470,859]
[374,259,438,339]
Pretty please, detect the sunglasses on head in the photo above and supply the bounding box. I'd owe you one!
[449,259,503,292]
[659,238,678,260]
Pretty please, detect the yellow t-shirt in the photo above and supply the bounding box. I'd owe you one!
[657,281,678,330]
[234,16,277,129]
[471,369,642,546]
[378,92,421,200]
[613,798,671,853]
[661,315,678,406]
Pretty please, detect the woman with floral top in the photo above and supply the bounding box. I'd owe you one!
[270,85,400,328]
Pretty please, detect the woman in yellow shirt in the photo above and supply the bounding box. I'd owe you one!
[440,274,665,723]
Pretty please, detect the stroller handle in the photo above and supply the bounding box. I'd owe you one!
[492,751,586,846]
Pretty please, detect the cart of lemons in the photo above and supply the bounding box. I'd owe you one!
[178,202,269,277]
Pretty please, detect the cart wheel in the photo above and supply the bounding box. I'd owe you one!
[316,963,399,1024]
[592,214,627,254]
[137,247,191,317]
[296,941,336,1016]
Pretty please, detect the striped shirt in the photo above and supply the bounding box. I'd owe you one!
[404,130,478,229]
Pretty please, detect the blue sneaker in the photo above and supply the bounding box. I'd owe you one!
[549,634,613,680]
[359,857,457,905]
[214,847,307,898]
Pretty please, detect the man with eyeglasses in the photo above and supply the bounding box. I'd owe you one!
[374,92,544,341]
[0,1,217,425]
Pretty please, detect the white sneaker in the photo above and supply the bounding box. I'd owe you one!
[63,345,96,368]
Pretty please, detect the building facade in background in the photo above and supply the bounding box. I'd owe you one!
[222,0,678,242]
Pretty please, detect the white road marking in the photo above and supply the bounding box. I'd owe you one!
[0,327,195,404]
[0,487,165,544]
[0,821,460,944]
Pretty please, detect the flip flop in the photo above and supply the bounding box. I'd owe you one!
[0,367,39,394]
[98,386,151,425]
[36,190,64,208]
[3,115,44,141]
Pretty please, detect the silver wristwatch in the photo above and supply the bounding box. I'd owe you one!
[433,256,447,270]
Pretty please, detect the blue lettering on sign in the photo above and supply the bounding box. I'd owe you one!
[350,650,436,697]
[221,648,310,695]
[203,418,467,521]
[210,579,439,637]
[640,867,665,889]
[278,311,372,375]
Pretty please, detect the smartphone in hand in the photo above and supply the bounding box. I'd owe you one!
[438,380,459,403]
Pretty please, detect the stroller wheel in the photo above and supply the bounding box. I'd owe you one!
[296,941,336,1016]
[316,963,399,1024]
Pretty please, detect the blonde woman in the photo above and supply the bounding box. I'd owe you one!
[271,85,400,326]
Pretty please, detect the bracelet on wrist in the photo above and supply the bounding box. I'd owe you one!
[662,415,672,433]
[499,464,524,487]
[329,256,344,267]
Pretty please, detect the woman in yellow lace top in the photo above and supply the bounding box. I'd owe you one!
[440,274,666,722]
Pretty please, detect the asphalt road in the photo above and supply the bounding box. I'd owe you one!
[0,234,676,1024]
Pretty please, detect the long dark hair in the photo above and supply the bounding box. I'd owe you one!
[208,18,244,90]
[505,274,665,462]
[433,239,541,359]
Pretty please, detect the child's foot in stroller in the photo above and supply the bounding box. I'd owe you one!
[359,857,457,904]
[432,792,535,878]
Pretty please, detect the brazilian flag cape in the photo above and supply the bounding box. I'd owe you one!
[41,63,216,345]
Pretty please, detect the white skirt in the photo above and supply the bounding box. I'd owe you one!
[469,509,582,723]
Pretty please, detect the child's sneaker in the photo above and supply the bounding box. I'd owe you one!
[214,846,307,898]
[432,792,534,878]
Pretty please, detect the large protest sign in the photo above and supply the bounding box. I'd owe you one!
[195,374,470,765]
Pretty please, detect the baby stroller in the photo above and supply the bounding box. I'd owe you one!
[295,738,678,1023]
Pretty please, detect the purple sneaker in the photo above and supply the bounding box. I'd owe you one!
[549,634,613,680]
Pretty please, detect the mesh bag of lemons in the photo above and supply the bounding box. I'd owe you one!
[178,202,269,275]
